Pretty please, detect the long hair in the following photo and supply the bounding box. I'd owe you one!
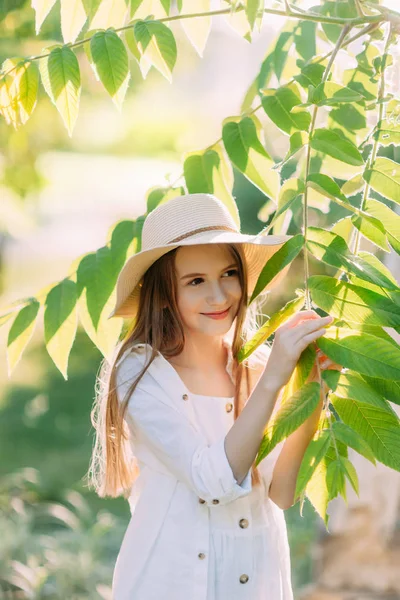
[85,242,271,499]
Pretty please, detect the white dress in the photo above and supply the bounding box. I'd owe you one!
[112,341,294,600]
[189,391,292,599]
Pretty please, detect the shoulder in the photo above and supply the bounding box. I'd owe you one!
[114,343,160,398]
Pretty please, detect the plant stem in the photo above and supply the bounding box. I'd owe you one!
[303,24,351,310]
[301,25,351,460]
[0,5,384,82]
[352,22,393,255]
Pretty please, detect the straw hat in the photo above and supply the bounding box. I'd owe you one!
[108,193,292,319]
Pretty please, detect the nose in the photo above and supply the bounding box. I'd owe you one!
[207,280,229,307]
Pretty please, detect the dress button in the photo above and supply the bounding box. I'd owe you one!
[239,518,249,528]
[199,498,206,504]
[239,574,249,584]
[225,402,233,413]
[212,499,219,505]
[182,393,189,401]
[198,552,206,559]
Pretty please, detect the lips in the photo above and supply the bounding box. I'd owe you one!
[202,307,230,316]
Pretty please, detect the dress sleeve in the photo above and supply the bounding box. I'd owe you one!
[116,354,252,507]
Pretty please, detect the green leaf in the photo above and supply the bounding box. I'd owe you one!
[179,0,211,57]
[263,178,304,232]
[311,82,364,106]
[306,432,348,527]
[244,0,261,30]
[145,186,185,213]
[330,103,367,132]
[330,216,353,246]
[332,421,376,465]
[60,0,87,43]
[273,24,296,81]
[44,279,78,379]
[306,227,397,290]
[39,46,81,136]
[222,115,279,200]
[134,19,177,82]
[0,58,39,128]
[351,212,390,252]
[305,447,331,527]
[326,458,346,500]
[107,218,138,266]
[373,119,400,146]
[256,382,321,464]
[308,275,400,328]
[360,375,400,406]
[261,86,311,134]
[238,292,305,362]
[7,300,40,375]
[363,157,400,205]
[294,21,316,61]
[323,369,399,419]
[317,327,400,381]
[356,251,399,289]
[183,143,239,228]
[77,248,123,360]
[364,198,400,254]
[132,0,169,19]
[88,0,128,29]
[275,131,308,169]
[295,429,331,499]
[331,319,400,349]
[331,394,400,472]
[310,129,364,166]
[90,29,130,110]
[341,173,364,197]
[32,0,57,34]
[294,62,325,89]
[343,43,379,102]
[280,344,316,407]
[250,234,304,303]
[307,173,349,203]
[327,456,359,501]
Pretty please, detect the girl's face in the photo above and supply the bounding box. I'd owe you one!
[174,244,242,337]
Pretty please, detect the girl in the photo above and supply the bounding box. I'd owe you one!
[87,192,338,600]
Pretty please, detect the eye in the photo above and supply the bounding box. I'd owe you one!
[224,268,238,278]
[188,269,238,286]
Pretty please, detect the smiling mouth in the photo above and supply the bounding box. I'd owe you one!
[202,307,230,316]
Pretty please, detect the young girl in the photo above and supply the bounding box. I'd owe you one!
[87,192,336,600]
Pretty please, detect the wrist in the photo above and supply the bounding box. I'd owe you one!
[260,372,284,397]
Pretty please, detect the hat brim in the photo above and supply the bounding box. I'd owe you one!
[108,229,293,319]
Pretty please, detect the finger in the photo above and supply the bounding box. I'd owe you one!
[292,315,333,343]
[297,327,328,349]
[279,310,320,331]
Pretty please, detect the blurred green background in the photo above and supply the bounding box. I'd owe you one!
[2,0,392,597]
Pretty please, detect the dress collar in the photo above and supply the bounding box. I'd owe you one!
[115,337,235,433]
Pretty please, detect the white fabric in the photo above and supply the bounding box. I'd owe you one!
[111,341,293,600]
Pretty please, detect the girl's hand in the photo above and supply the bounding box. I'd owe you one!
[262,310,334,392]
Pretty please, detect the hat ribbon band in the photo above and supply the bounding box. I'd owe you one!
[168,225,238,244]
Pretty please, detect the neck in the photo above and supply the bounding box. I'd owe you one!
[169,334,231,373]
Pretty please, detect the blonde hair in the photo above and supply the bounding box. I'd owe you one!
[85,243,270,498]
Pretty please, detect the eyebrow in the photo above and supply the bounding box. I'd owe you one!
[180,263,237,281]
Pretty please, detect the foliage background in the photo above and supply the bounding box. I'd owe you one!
[1,0,400,597]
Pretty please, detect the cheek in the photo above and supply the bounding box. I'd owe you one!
[229,278,242,300]
[177,287,201,311]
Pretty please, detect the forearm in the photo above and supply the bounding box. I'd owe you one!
[269,386,325,509]
[224,376,282,485]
